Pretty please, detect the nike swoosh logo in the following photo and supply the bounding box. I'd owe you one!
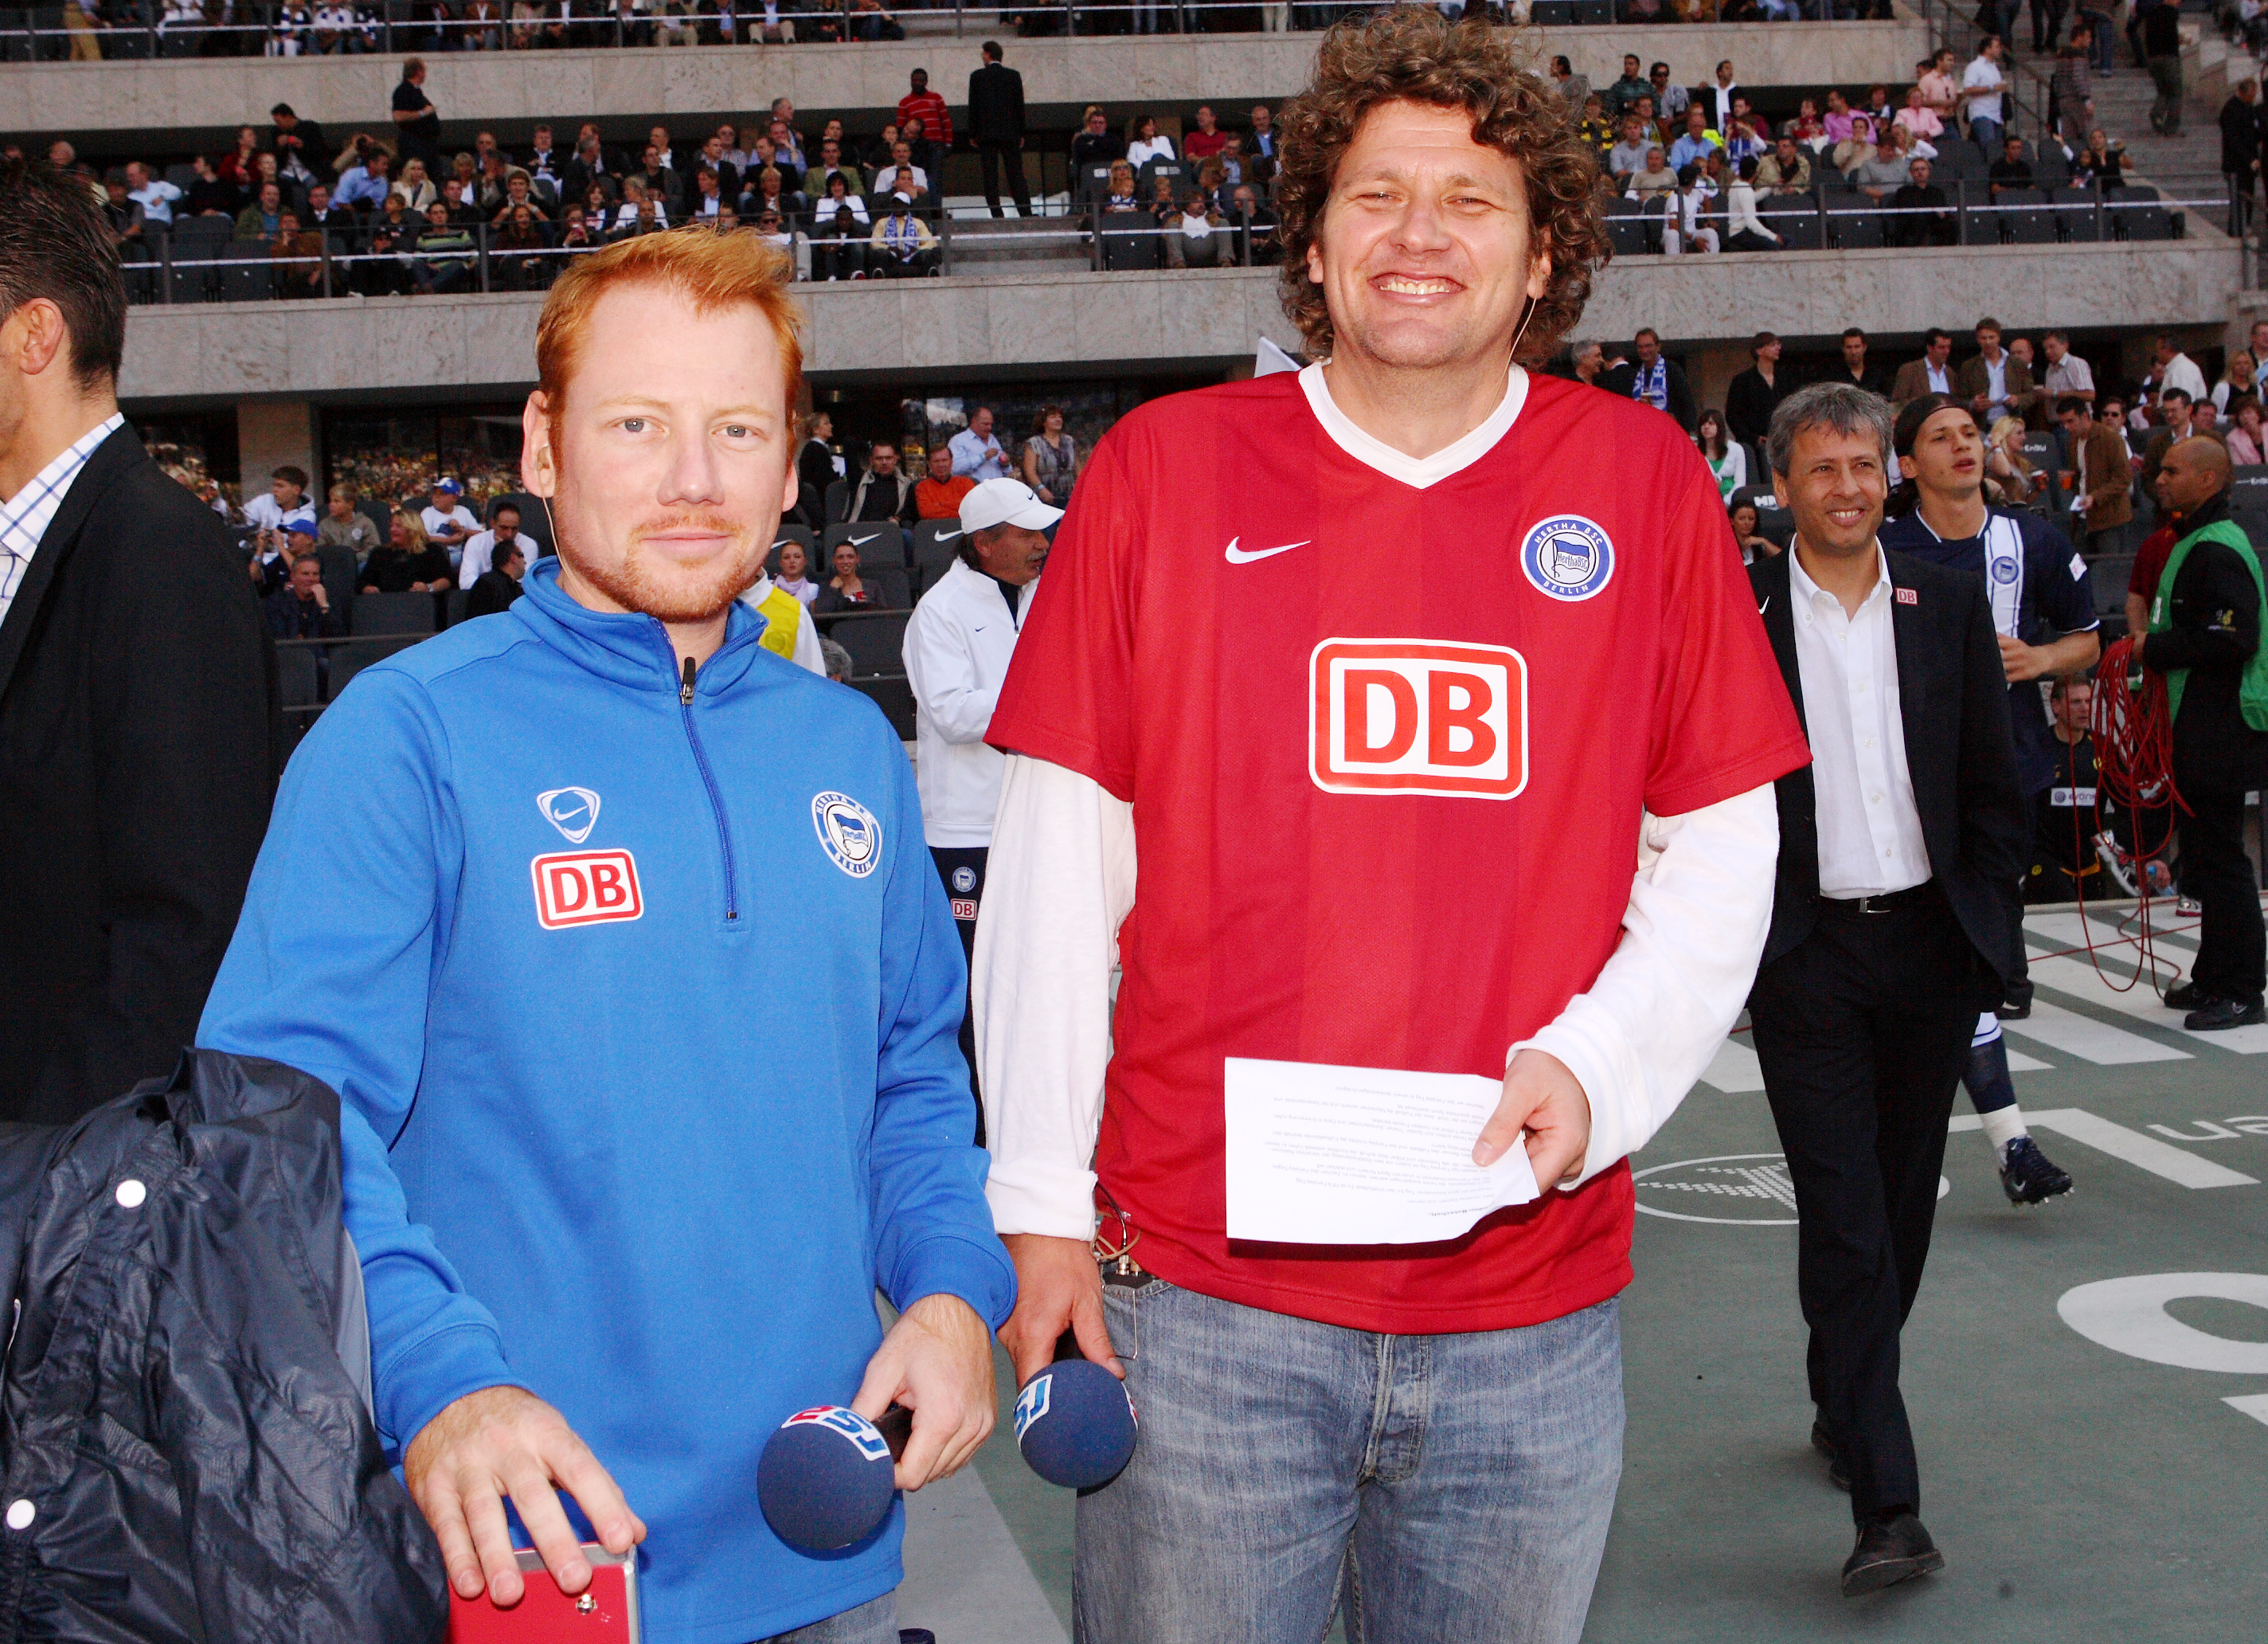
[850,533,881,547]
[1224,537,1311,565]
[931,528,963,542]
[1757,597,1770,616]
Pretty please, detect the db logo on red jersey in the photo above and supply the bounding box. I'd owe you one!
[1309,639,1527,800]
[531,850,645,929]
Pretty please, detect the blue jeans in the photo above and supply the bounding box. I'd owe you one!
[1074,1282,1624,1644]
[1970,115,2005,154]
[757,1592,897,1643]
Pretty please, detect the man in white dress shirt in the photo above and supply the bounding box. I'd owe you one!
[1745,383,2028,1598]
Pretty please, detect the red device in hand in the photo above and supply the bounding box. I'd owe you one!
[445,1548,640,1643]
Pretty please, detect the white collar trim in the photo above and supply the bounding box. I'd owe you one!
[1297,361,1527,491]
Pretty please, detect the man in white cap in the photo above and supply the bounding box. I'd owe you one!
[902,476,1056,1132]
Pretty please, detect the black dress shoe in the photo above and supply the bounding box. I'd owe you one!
[1842,1513,1943,1597]
[2187,995,2267,1031]
[2164,979,2210,1011]
[1810,1419,1850,1490]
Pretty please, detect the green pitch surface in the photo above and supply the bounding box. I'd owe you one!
[898,902,2268,1643]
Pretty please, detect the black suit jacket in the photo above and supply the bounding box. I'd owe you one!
[1748,546,2028,981]
[0,427,276,1123]
[968,61,1026,143]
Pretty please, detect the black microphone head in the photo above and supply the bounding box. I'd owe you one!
[1015,1356,1138,1489]
[757,1405,897,1552]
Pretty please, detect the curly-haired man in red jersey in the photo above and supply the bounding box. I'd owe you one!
[976,13,1812,1641]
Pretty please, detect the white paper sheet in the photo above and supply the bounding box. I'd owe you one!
[1223,1057,1542,1246]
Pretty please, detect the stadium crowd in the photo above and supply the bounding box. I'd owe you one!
[14,0,1840,58]
[22,29,2206,305]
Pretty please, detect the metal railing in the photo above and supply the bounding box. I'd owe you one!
[1606,171,2223,251]
[118,202,1300,299]
[124,171,2218,306]
[0,0,1891,57]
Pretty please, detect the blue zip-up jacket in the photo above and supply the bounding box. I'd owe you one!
[199,562,1015,1643]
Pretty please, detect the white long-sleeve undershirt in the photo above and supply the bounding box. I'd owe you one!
[972,752,1781,1240]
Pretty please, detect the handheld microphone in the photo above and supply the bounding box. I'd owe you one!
[757,1402,912,1553]
[1015,1330,1138,1489]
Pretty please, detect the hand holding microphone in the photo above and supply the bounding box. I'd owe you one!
[758,1294,994,1556]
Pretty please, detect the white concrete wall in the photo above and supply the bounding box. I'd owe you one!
[16,18,1928,140]
[117,237,2242,406]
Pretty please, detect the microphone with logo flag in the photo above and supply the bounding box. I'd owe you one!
[757,1403,912,1553]
[1015,1330,1138,1489]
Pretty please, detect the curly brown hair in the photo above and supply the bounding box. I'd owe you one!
[1273,9,1609,366]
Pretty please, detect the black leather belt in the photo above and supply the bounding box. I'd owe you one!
[1819,883,1937,915]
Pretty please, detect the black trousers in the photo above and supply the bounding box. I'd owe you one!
[1748,886,1991,1525]
[979,140,1032,217]
[929,845,989,1144]
[2177,786,2266,1000]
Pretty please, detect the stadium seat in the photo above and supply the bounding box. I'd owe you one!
[1997,187,2057,245]
[219,243,274,303]
[2089,554,2136,620]
[850,675,915,740]
[167,217,230,303]
[1602,196,1654,258]
[444,589,469,628]
[1529,0,1573,19]
[163,162,198,192]
[2052,186,2102,242]
[276,645,320,710]
[1572,0,1610,21]
[353,592,438,637]
[1820,190,1883,249]
[1758,197,1822,251]
[2106,184,2174,242]
[2034,145,2071,190]
[824,609,911,676]
[767,524,817,578]
[1100,217,1163,271]
[1077,163,1116,206]
[1930,139,1988,181]
[910,520,964,597]
[823,478,850,525]
[327,636,422,699]
[1138,159,1187,199]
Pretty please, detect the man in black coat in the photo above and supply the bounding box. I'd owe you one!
[1745,384,2028,1599]
[1725,329,1791,449]
[2219,76,2263,231]
[968,40,1030,220]
[2138,438,2268,1028]
[0,158,276,1125]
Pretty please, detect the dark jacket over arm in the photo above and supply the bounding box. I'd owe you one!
[1750,546,2028,981]
[0,427,276,1123]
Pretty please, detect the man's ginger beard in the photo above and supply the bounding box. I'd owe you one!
[547,426,769,624]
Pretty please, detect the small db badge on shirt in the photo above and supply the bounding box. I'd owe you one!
[1895,587,1918,605]
[531,850,645,929]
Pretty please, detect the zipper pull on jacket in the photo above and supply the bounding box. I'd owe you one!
[680,655,697,706]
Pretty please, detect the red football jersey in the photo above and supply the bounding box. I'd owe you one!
[988,368,1809,1334]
